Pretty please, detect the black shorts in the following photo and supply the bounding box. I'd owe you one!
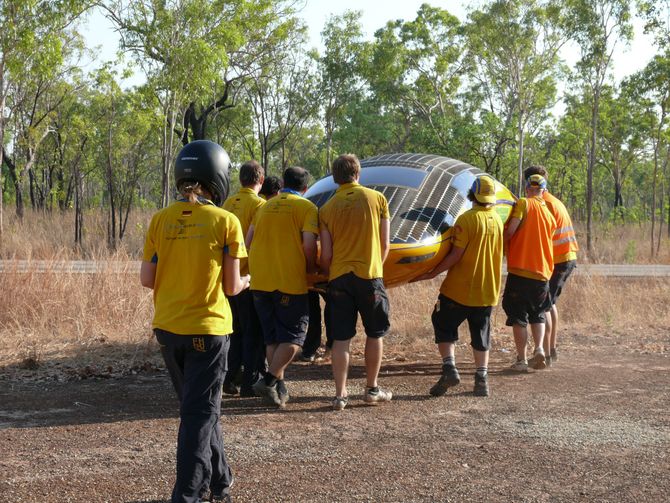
[502,273,551,327]
[327,272,390,341]
[252,290,309,346]
[431,295,492,352]
[548,260,576,307]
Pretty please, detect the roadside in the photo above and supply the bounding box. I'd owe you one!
[1,329,668,503]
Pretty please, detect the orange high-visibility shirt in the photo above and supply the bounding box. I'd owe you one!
[543,191,578,264]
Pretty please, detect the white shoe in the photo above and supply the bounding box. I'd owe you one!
[364,387,392,404]
[510,359,528,372]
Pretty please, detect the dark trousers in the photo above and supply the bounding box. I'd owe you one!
[229,288,267,389]
[155,329,234,503]
[223,303,243,387]
[302,290,333,356]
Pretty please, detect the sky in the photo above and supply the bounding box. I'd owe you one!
[80,0,658,87]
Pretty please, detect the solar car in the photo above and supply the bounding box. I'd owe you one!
[305,153,516,288]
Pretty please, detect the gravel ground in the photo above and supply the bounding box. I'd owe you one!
[1,331,668,503]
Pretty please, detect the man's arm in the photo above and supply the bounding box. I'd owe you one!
[410,245,466,282]
[380,217,390,264]
[223,254,250,296]
[302,231,318,274]
[140,261,156,289]
[319,227,333,276]
[245,224,255,250]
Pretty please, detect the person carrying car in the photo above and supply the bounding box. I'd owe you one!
[412,175,504,397]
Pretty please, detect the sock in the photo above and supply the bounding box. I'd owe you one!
[264,372,278,387]
[476,367,488,377]
[442,355,456,368]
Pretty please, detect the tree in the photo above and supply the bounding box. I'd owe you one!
[563,0,632,256]
[467,0,564,194]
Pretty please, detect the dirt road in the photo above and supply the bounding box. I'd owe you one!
[1,332,668,503]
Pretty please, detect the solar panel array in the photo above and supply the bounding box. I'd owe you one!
[361,154,479,243]
[307,153,482,244]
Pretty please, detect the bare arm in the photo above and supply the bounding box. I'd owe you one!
[319,227,333,276]
[140,261,156,289]
[380,217,390,264]
[302,231,318,275]
[410,245,466,282]
[223,254,250,296]
[245,225,255,250]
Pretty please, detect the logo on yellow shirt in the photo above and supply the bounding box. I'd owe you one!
[193,337,206,352]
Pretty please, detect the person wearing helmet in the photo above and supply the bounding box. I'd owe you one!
[140,140,249,503]
[412,175,504,397]
[503,174,557,372]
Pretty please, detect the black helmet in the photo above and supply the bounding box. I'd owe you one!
[174,140,231,206]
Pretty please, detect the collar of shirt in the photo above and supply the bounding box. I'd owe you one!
[177,196,215,206]
[336,181,360,192]
[280,188,303,197]
[239,187,257,195]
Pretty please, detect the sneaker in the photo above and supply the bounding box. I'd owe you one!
[364,386,393,404]
[429,365,461,397]
[210,494,232,503]
[550,347,558,362]
[300,352,316,363]
[252,379,281,406]
[332,396,348,411]
[510,359,528,372]
[276,380,289,407]
[529,350,547,370]
[222,382,240,396]
[473,372,489,397]
[544,354,552,368]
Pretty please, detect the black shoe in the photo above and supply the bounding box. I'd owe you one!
[222,382,240,396]
[276,380,289,407]
[252,379,281,406]
[473,372,489,397]
[429,365,461,397]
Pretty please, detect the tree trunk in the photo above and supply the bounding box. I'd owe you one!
[586,87,601,258]
[517,115,525,198]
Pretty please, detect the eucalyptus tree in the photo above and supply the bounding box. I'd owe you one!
[243,26,320,171]
[102,0,298,206]
[562,0,632,255]
[0,0,91,239]
[366,4,468,156]
[467,0,564,195]
[318,10,368,170]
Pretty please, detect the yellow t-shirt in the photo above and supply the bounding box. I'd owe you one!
[440,206,504,307]
[319,182,390,281]
[142,201,247,335]
[222,187,265,275]
[248,192,319,294]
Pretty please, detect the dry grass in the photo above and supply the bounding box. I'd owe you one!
[0,209,668,378]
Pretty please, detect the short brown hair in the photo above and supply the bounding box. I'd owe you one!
[239,160,264,187]
[332,154,361,184]
[524,165,548,181]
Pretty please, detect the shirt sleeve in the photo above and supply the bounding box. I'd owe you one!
[379,193,390,219]
[302,202,320,234]
[451,213,470,249]
[510,198,527,221]
[223,214,247,259]
[142,214,158,262]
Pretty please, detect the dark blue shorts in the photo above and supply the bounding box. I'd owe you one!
[252,290,308,346]
[502,273,551,327]
[431,295,492,351]
[548,260,576,307]
[327,272,390,341]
